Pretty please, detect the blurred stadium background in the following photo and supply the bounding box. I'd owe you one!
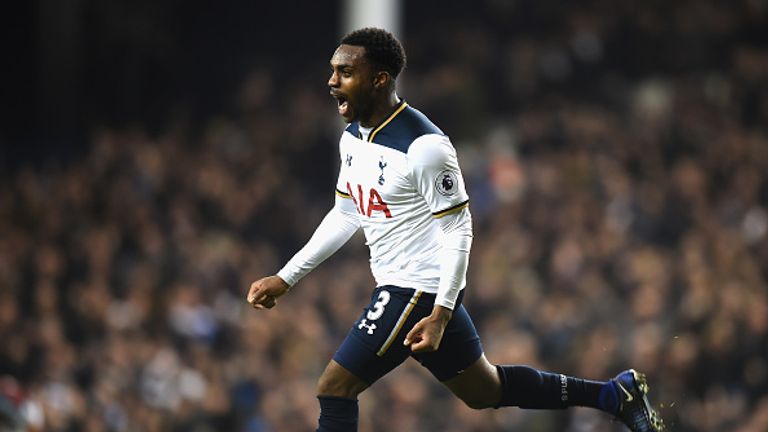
[2,1,768,431]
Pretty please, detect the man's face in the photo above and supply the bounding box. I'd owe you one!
[328,44,376,123]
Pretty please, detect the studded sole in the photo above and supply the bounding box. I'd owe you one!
[631,370,665,431]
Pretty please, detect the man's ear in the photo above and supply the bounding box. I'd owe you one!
[373,71,391,89]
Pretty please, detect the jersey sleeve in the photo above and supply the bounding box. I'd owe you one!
[276,196,360,286]
[408,135,472,310]
[407,135,470,218]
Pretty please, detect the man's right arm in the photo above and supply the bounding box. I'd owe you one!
[276,197,360,286]
[247,197,359,309]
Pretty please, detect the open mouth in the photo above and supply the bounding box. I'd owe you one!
[331,92,350,117]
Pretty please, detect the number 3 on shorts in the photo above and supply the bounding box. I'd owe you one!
[366,290,390,321]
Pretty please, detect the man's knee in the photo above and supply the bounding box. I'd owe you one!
[443,355,503,410]
[317,360,368,399]
[316,371,358,398]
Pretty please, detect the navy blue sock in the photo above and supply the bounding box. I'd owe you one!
[317,396,358,432]
[495,365,616,412]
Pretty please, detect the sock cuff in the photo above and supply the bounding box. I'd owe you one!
[317,395,358,403]
[317,395,359,419]
[494,365,569,410]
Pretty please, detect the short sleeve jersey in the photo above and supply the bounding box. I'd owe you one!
[335,101,469,293]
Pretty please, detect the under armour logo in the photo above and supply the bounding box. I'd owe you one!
[346,154,353,166]
[358,319,377,335]
[378,157,387,185]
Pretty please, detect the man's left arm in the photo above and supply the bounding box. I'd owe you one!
[403,135,473,352]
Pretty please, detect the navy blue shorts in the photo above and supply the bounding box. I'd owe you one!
[333,286,483,384]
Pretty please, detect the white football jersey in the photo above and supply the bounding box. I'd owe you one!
[334,101,470,295]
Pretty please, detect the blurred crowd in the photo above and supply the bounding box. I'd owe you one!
[2,1,767,431]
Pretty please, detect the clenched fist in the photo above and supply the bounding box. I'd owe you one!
[247,276,290,310]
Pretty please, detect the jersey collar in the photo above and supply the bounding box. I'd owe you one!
[358,99,408,142]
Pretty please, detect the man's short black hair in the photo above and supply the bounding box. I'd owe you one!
[341,27,406,79]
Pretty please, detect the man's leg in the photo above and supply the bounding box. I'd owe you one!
[415,302,609,410]
[442,356,665,431]
[317,286,430,432]
[316,360,369,432]
[416,301,664,431]
[442,355,615,411]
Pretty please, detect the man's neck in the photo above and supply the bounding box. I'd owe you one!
[360,93,401,128]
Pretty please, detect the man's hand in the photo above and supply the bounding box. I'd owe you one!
[403,305,453,352]
[247,276,290,310]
